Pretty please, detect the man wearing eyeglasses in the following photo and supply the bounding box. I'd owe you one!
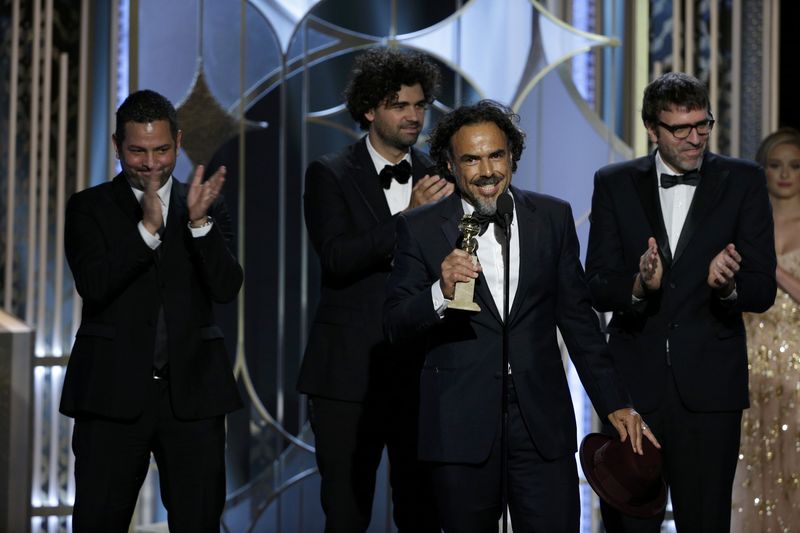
[585,72,777,532]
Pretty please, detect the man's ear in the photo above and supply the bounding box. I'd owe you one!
[644,122,658,144]
[175,130,183,151]
[364,109,375,124]
[111,134,120,159]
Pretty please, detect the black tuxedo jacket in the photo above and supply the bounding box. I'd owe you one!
[585,151,776,413]
[298,137,433,401]
[60,174,243,421]
[384,187,630,464]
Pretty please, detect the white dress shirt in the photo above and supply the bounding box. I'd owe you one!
[655,151,700,250]
[365,134,412,215]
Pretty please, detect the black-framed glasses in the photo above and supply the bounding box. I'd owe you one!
[657,116,715,139]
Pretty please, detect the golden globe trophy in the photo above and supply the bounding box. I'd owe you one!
[448,213,482,312]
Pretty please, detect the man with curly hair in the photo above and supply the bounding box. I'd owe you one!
[298,47,452,532]
[384,100,653,531]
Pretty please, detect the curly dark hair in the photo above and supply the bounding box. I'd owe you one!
[641,72,710,126]
[344,47,441,130]
[428,100,526,176]
[114,89,178,146]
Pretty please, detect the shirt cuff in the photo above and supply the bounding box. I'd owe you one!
[189,220,214,238]
[431,281,450,318]
[138,221,161,250]
[720,284,738,301]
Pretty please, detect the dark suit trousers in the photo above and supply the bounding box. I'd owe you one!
[431,379,580,533]
[308,390,438,533]
[600,367,742,533]
[71,378,226,533]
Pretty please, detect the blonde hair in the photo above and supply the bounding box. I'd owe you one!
[756,128,800,166]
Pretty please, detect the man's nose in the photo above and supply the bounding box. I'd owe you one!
[686,127,702,144]
[478,158,492,176]
[405,106,421,123]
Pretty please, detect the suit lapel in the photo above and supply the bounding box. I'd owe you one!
[672,153,727,263]
[410,148,434,184]
[632,156,673,265]
[111,173,144,224]
[350,137,392,222]
[438,194,461,249]
[439,194,502,323]
[507,187,535,324]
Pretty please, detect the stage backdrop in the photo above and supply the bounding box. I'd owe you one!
[1,0,782,531]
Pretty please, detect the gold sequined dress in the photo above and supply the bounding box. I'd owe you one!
[732,249,800,532]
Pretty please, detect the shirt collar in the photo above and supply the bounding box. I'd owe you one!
[655,150,703,178]
[130,176,173,208]
[365,134,412,175]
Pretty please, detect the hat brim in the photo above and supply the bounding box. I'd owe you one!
[580,433,667,519]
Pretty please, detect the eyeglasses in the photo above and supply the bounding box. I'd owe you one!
[657,116,715,139]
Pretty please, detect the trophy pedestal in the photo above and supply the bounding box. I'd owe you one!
[448,256,481,312]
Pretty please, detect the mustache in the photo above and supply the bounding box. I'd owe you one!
[472,174,503,186]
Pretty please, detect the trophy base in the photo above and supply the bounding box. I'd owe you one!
[448,301,482,312]
[448,276,481,313]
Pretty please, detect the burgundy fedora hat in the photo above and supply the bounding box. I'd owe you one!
[579,433,667,518]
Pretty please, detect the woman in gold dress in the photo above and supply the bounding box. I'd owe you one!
[732,128,800,532]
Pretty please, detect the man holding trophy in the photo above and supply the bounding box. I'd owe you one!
[384,100,657,531]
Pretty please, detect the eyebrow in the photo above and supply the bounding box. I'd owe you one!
[127,143,173,150]
[458,147,507,159]
[660,118,712,128]
[395,100,426,107]
[387,96,427,106]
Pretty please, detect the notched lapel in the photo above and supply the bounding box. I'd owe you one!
[507,191,536,324]
[632,163,673,265]
[672,164,727,263]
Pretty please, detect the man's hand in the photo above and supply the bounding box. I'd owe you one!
[633,237,663,298]
[406,174,454,211]
[607,408,661,455]
[707,243,741,296]
[439,249,480,300]
[187,165,226,226]
[141,176,164,236]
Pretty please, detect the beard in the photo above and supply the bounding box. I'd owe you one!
[372,120,421,151]
[464,174,505,215]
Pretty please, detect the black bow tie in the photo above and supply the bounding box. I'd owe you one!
[660,170,700,189]
[471,210,506,236]
[379,160,412,189]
